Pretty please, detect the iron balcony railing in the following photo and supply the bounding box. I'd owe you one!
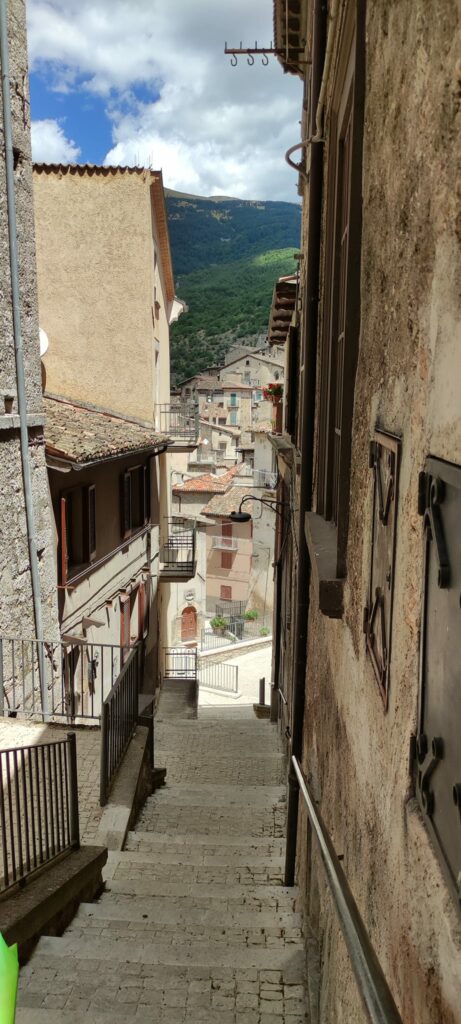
[159,519,196,579]
[201,617,271,650]
[211,535,238,551]
[190,448,218,464]
[228,400,239,409]
[0,637,139,721]
[292,757,403,1024]
[253,469,278,489]
[100,645,141,806]
[0,733,79,894]
[163,648,198,680]
[199,661,238,695]
[157,403,198,444]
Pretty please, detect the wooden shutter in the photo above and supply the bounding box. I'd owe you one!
[138,582,146,639]
[222,551,232,570]
[120,595,131,664]
[120,471,132,539]
[220,585,232,601]
[83,485,96,563]
[60,495,68,585]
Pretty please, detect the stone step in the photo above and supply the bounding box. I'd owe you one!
[153,752,285,786]
[135,803,286,838]
[105,851,283,888]
[125,829,286,857]
[26,931,306,972]
[65,914,303,949]
[147,783,285,806]
[73,895,302,931]
[117,843,285,869]
[17,959,307,1021]
[104,876,298,909]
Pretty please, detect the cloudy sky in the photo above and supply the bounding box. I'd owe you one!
[28,0,302,203]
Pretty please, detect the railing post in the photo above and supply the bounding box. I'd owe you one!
[259,677,265,705]
[99,703,109,807]
[67,732,80,848]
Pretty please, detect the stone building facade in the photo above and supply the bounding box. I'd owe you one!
[270,1,461,1021]
[0,0,58,660]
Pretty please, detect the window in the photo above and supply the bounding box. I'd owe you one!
[229,410,237,426]
[229,393,237,407]
[120,464,149,540]
[221,522,234,569]
[219,442,227,453]
[60,484,96,584]
[315,3,365,579]
[220,585,232,601]
[218,417,226,425]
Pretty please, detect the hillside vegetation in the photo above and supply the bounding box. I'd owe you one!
[166,192,301,383]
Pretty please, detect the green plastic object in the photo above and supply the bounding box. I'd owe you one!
[0,934,19,1023]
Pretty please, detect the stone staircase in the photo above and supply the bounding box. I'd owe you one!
[16,706,308,1022]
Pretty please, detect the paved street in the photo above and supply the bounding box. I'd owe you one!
[199,644,273,708]
[16,703,308,1023]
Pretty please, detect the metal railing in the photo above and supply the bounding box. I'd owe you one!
[163,648,198,679]
[0,637,139,720]
[0,733,79,894]
[201,618,271,649]
[190,448,219,464]
[292,757,403,1024]
[253,469,278,489]
[157,403,198,443]
[212,535,238,551]
[199,662,239,694]
[100,645,141,806]
[160,519,196,577]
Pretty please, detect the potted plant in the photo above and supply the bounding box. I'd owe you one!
[210,615,229,635]
[244,609,259,621]
[262,382,283,404]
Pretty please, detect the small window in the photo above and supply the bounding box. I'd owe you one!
[220,585,232,600]
[274,371,280,381]
[59,484,97,584]
[245,359,250,366]
[120,464,149,540]
[229,410,237,426]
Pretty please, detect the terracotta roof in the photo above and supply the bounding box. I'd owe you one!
[172,465,240,495]
[44,396,166,465]
[33,164,175,302]
[268,276,297,346]
[201,486,256,518]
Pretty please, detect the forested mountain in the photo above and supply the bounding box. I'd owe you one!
[166,191,301,383]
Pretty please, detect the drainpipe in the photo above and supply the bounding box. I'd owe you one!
[284,0,326,886]
[0,0,47,713]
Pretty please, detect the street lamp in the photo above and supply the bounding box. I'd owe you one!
[229,494,289,523]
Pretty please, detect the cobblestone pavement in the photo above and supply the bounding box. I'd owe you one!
[0,718,103,844]
[16,705,308,1023]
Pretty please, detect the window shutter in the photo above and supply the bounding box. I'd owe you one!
[142,465,149,524]
[120,471,132,539]
[138,582,146,639]
[83,485,97,562]
[60,495,69,585]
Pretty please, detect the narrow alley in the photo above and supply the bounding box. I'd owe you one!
[16,707,308,1023]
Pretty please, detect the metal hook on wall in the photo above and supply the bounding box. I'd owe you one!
[262,52,269,65]
[247,53,254,65]
[230,53,238,66]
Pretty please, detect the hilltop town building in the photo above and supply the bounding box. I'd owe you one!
[270,0,461,1020]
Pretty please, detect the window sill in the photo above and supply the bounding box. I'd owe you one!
[304,512,344,619]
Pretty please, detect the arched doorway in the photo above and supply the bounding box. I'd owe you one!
[181,605,197,642]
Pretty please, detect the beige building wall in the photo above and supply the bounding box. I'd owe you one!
[206,521,252,606]
[33,167,171,423]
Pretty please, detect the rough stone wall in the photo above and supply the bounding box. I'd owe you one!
[0,0,58,642]
[298,1,461,1021]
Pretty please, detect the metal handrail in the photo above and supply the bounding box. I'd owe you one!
[100,646,141,805]
[292,756,403,1024]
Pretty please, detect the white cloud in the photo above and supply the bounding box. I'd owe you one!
[31,118,81,163]
[27,0,303,201]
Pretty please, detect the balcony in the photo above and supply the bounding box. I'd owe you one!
[253,469,278,489]
[227,400,239,409]
[211,535,238,551]
[159,519,197,581]
[157,403,198,451]
[189,447,219,465]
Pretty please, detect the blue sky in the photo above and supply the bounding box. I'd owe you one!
[27,0,302,201]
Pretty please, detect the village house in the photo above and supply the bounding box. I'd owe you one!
[270,0,461,1021]
[32,163,198,705]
